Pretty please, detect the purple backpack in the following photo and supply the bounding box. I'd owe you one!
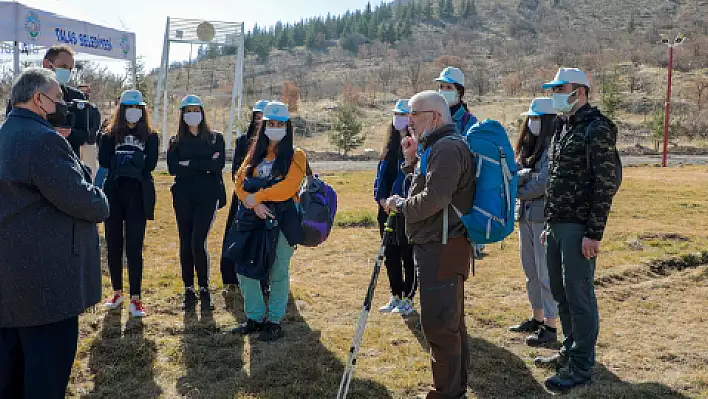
[298,162,338,247]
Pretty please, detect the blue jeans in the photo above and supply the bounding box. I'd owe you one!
[238,232,294,324]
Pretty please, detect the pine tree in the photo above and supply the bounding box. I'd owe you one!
[445,0,455,17]
[423,1,434,19]
[329,105,365,157]
[438,0,446,18]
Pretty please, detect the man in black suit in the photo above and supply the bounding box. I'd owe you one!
[0,67,109,398]
[5,45,94,157]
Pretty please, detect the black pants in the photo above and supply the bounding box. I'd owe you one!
[378,207,417,299]
[172,183,219,289]
[220,192,240,285]
[0,316,79,399]
[105,179,147,297]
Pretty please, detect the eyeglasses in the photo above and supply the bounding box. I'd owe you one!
[409,110,434,117]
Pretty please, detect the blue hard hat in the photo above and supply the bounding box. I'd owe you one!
[180,95,203,109]
[120,89,146,106]
[253,100,269,112]
[262,101,290,122]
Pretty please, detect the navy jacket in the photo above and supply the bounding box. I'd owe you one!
[0,108,109,328]
[223,177,303,280]
[374,130,410,202]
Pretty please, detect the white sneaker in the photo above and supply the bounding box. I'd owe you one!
[392,298,415,316]
[129,299,147,318]
[379,296,401,313]
[104,293,123,310]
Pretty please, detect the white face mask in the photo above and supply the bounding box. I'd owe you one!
[183,112,202,127]
[552,91,578,114]
[53,67,71,85]
[265,127,287,142]
[393,115,408,131]
[527,119,541,136]
[125,108,143,124]
[439,90,459,106]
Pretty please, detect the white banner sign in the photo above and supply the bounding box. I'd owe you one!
[0,2,136,61]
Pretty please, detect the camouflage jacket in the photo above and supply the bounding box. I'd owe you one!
[545,104,619,241]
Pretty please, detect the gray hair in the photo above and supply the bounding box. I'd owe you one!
[409,90,453,124]
[10,67,60,106]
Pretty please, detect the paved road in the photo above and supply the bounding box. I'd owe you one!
[154,155,708,173]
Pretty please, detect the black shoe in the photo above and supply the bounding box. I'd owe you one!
[258,322,284,342]
[509,318,543,333]
[526,325,558,347]
[182,288,197,311]
[534,351,569,371]
[231,319,265,335]
[199,287,215,311]
[545,367,591,392]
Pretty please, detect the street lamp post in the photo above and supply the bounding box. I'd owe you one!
[660,33,686,167]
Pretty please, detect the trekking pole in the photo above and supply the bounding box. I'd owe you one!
[337,211,397,399]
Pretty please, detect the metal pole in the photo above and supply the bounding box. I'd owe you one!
[226,24,244,151]
[13,41,21,76]
[161,19,172,153]
[154,17,170,148]
[337,212,397,399]
[13,3,20,76]
[662,45,673,168]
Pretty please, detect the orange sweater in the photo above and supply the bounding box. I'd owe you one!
[235,148,307,204]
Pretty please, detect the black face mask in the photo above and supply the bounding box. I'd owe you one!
[39,93,70,128]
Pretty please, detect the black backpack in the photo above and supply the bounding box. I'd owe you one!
[584,120,622,195]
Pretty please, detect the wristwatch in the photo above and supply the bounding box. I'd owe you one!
[395,197,405,213]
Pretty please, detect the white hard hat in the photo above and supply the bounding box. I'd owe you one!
[542,68,591,90]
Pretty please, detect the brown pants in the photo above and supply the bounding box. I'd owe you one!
[415,237,471,399]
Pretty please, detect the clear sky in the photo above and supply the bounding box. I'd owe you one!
[8,0,377,73]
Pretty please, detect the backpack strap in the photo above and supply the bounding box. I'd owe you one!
[305,159,313,177]
[461,112,471,133]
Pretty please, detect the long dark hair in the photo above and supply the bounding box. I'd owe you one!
[244,120,295,178]
[175,106,214,143]
[451,82,473,114]
[515,114,556,168]
[380,123,410,160]
[246,111,261,139]
[108,104,154,142]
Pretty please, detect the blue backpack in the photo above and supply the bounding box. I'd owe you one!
[419,120,518,246]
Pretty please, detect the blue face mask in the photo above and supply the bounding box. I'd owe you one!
[439,90,459,106]
[552,91,578,113]
[53,67,71,85]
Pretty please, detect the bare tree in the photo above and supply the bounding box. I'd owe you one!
[404,60,424,93]
[377,63,395,92]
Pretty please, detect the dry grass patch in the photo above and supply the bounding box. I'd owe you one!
[69,166,708,398]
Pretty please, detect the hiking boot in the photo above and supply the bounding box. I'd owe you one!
[258,322,284,342]
[129,299,146,318]
[545,366,591,392]
[182,287,197,312]
[104,292,124,310]
[534,351,569,371]
[474,244,485,258]
[232,319,265,335]
[509,318,543,333]
[199,287,215,312]
[526,325,558,347]
[391,298,415,316]
[379,295,401,313]
[222,284,239,298]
